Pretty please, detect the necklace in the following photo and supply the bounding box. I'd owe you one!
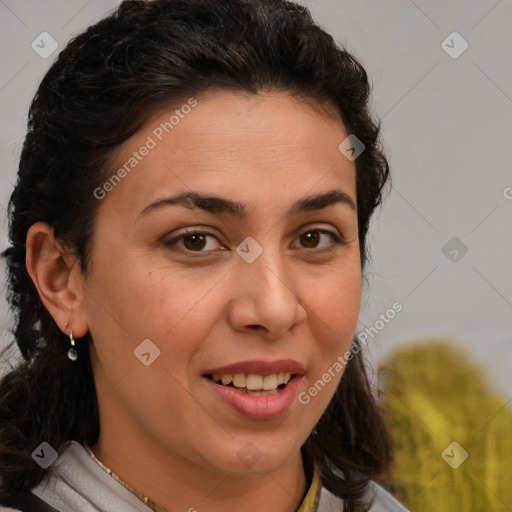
[84,444,169,512]
[84,444,320,512]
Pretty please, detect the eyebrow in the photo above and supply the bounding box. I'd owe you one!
[136,189,356,222]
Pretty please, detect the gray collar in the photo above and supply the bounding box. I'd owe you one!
[31,441,409,512]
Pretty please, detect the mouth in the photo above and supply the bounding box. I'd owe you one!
[203,372,292,396]
[201,361,305,420]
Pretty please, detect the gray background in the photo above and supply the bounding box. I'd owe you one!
[1,1,511,401]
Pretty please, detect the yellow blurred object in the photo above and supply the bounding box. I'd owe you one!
[379,339,512,512]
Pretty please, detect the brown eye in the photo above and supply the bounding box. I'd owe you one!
[182,234,207,251]
[295,229,344,250]
[300,231,320,249]
[165,231,224,253]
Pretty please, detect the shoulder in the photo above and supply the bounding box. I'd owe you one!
[28,441,153,511]
[364,481,410,512]
[0,490,59,512]
[317,478,409,512]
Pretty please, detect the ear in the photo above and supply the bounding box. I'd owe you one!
[25,221,89,338]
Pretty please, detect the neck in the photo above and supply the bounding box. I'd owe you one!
[89,433,308,512]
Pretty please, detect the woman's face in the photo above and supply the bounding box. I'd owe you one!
[79,90,361,475]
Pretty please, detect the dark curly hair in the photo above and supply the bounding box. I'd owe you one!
[0,1,392,511]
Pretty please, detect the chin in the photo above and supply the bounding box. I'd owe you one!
[208,440,300,475]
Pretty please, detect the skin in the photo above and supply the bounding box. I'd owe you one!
[26,90,361,512]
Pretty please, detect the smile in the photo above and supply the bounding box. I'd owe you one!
[205,372,292,395]
[202,360,305,420]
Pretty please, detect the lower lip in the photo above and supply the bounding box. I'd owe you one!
[203,375,304,421]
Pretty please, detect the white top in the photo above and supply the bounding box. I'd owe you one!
[6,441,409,512]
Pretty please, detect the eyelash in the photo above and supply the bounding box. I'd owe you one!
[165,227,345,255]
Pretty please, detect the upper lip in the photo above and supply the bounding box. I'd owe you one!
[203,359,305,376]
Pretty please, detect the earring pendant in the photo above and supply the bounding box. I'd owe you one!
[67,330,77,361]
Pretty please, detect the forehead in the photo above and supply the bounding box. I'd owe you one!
[97,90,356,220]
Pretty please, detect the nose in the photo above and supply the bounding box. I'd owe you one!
[226,247,307,339]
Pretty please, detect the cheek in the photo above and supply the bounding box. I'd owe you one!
[309,262,362,339]
[83,253,207,380]
[302,261,361,400]
[94,258,204,333]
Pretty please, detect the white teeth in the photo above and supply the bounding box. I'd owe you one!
[262,374,278,390]
[210,372,292,390]
[232,373,246,388]
[221,374,232,385]
[246,374,264,390]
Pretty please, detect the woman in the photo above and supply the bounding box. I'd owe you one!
[0,1,408,511]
